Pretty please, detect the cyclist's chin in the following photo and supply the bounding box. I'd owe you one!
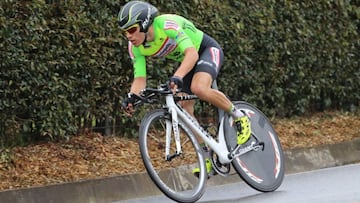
[130,40,141,47]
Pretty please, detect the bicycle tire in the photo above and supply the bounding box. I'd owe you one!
[139,109,207,203]
[224,101,285,192]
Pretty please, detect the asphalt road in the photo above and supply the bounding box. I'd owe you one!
[117,163,360,203]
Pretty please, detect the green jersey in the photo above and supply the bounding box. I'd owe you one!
[128,14,204,78]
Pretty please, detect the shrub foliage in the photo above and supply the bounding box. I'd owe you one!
[1,0,359,145]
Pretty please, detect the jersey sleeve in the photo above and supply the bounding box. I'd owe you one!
[163,20,195,52]
[128,42,146,78]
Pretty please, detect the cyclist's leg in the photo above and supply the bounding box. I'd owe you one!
[191,72,231,111]
[192,74,251,145]
[179,70,214,177]
[179,68,196,117]
[188,74,223,177]
[189,35,230,112]
[181,71,209,145]
[191,35,251,145]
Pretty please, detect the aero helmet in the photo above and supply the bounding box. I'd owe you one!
[118,1,158,33]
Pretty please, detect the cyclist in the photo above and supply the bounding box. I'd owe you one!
[119,0,251,177]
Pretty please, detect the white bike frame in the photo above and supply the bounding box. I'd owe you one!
[164,94,232,164]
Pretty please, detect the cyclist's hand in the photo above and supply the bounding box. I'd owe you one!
[169,76,183,94]
[122,93,136,117]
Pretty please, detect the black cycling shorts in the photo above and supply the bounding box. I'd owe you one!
[182,33,224,94]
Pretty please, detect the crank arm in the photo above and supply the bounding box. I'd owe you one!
[231,141,265,159]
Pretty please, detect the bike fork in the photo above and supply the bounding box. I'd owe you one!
[165,108,183,161]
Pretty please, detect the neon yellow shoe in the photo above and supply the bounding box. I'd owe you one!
[235,115,251,145]
[192,158,213,178]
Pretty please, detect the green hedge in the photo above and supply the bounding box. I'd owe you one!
[1,0,359,146]
[198,0,359,116]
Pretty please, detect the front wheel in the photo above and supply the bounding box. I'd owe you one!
[224,101,285,192]
[138,109,207,203]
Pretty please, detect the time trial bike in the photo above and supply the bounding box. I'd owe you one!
[130,81,285,203]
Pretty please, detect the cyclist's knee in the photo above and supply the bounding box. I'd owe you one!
[191,85,210,99]
[191,72,212,97]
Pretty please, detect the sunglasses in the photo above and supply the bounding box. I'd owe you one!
[123,24,139,35]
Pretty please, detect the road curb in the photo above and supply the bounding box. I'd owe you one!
[1,138,359,203]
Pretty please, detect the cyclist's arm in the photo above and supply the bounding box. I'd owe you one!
[130,77,146,95]
[174,47,198,78]
[128,42,147,95]
[164,23,199,78]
